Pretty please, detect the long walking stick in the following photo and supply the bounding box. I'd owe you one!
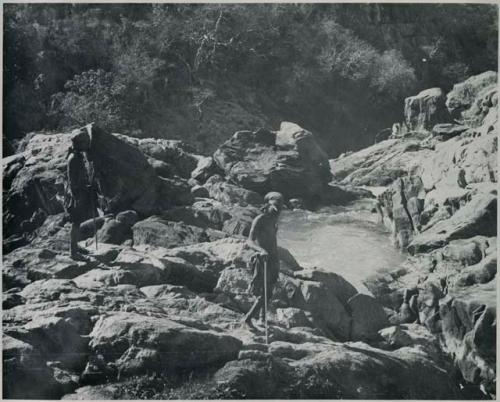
[85,149,98,252]
[263,258,269,346]
[90,191,98,252]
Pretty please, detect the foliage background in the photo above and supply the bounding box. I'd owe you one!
[3,3,498,156]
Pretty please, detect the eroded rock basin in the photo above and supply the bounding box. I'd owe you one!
[279,199,405,294]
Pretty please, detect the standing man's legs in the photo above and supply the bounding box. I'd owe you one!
[70,221,80,258]
[244,296,263,325]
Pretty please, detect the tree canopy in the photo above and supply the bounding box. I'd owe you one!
[3,3,497,156]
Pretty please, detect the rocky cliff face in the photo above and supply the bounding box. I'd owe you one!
[331,71,497,396]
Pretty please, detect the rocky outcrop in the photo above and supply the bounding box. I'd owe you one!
[408,192,496,254]
[3,128,194,253]
[213,122,332,206]
[330,136,432,186]
[8,217,455,400]
[335,72,497,396]
[3,72,494,399]
[404,87,450,131]
[446,71,497,121]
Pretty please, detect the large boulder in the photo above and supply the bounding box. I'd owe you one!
[215,340,462,399]
[290,342,461,399]
[132,216,227,249]
[404,87,450,131]
[191,156,223,183]
[213,123,332,205]
[141,238,255,292]
[348,293,389,342]
[160,199,259,237]
[97,218,132,245]
[113,134,199,179]
[90,127,192,214]
[203,175,264,206]
[88,312,242,377]
[291,276,353,341]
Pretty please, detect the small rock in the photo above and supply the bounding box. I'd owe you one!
[191,184,210,198]
[115,210,139,227]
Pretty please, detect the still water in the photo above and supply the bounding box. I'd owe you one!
[278,200,405,294]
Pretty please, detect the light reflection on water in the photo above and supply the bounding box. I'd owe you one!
[278,202,405,294]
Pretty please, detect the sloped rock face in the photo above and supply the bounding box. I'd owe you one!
[417,132,497,192]
[213,122,332,205]
[408,192,496,254]
[404,87,450,131]
[3,128,193,253]
[330,136,433,186]
[446,71,497,121]
[335,72,497,396]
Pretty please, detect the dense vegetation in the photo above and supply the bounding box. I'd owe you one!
[3,3,497,156]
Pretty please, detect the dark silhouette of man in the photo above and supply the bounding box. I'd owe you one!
[243,191,284,328]
[66,127,98,260]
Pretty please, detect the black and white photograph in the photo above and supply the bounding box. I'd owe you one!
[2,2,498,399]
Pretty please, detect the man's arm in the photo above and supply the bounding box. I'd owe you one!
[67,154,80,198]
[247,214,268,256]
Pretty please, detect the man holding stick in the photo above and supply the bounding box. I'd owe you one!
[243,192,284,330]
[65,126,99,260]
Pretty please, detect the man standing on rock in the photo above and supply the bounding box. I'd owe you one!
[65,126,99,260]
[243,191,284,328]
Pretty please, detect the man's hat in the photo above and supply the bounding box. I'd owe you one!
[264,192,284,208]
[70,128,91,150]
